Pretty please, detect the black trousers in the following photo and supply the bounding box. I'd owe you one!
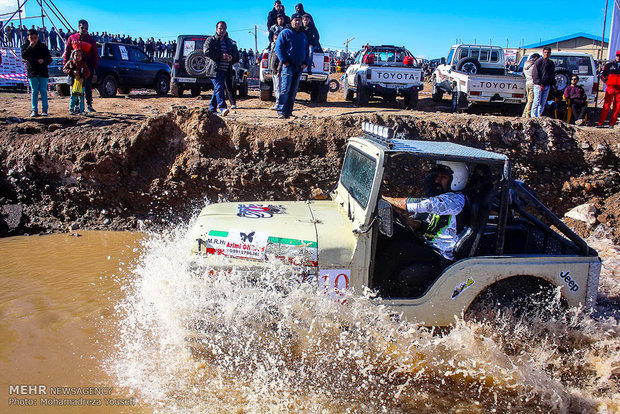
[225,70,236,106]
[570,101,588,122]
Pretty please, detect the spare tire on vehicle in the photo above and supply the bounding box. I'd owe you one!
[185,50,208,78]
[553,69,572,94]
[456,57,481,75]
[328,78,340,92]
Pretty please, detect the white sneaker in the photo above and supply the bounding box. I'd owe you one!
[41,112,48,116]
[30,111,37,117]
[230,104,237,109]
[270,105,278,110]
[221,108,230,116]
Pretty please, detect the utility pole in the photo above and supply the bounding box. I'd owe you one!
[344,37,355,54]
[17,0,23,29]
[600,0,609,60]
[254,25,258,54]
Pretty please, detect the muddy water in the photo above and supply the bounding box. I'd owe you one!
[1,227,619,413]
[0,231,145,413]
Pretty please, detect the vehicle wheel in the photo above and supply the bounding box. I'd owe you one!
[310,83,329,103]
[237,79,249,98]
[355,79,369,106]
[185,50,207,78]
[55,83,70,97]
[404,89,419,109]
[117,87,131,94]
[456,57,481,75]
[190,87,201,97]
[154,73,170,95]
[328,78,340,92]
[171,82,184,97]
[553,69,572,94]
[98,75,118,98]
[343,79,354,101]
[431,81,443,102]
[259,86,273,101]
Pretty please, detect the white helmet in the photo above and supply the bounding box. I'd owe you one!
[437,161,469,191]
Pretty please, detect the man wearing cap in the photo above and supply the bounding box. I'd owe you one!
[383,161,470,264]
[598,50,620,128]
[275,13,310,119]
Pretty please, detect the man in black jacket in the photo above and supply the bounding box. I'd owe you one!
[203,21,239,116]
[21,28,52,116]
[267,1,289,30]
[530,47,555,117]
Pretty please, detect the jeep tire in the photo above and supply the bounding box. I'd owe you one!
[259,81,273,101]
[456,57,481,75]
[154,73,170,95]
[190,87,201,97]
[431,81,443,102]
[404,89,419,109]
[171,82,184,97]
[343,78,355,101]
[185,50,207,78]
[310,83,329,103]
[117,87,131,95]
[356,80,369,106]
[98,75,118,98]
[237,79,249,98]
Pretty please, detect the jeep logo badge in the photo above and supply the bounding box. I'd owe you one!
[560,271,580,292]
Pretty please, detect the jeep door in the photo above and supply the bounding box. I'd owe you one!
[115,44,134,85]
[128,46,156,87]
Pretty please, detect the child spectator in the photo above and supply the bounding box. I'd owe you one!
[63,49,91,114]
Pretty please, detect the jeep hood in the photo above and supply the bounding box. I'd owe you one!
[191,200,356,269]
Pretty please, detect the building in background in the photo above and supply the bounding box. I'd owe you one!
[519,32,609,62]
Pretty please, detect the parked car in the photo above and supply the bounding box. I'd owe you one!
[188,122,600,326]
[49,42,171,97]
[343,45,424,108]
[513,52,598,103]
[259,46,330,102]
[432,44,526,111]
[170,34,248,98]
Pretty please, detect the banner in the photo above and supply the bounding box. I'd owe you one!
[0,0,26,21]
[609,0,620,60]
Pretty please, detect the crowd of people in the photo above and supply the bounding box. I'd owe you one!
[11,1,620,128]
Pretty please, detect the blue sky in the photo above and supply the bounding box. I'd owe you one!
[16,0,613,58]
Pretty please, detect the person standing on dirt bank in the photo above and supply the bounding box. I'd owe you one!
[267,0,290,30]
[269,30,283,110]
[63,20,98,113]
[531,47,555,118]
[275,13,310,119]
[21,28,52,117]
[203,21,239,116]
[597,51,620,128]
[522,53,539,118]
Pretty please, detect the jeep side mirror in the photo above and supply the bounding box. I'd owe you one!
[377,199,393,237]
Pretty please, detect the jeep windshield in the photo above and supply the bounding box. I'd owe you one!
[340,146,377,208]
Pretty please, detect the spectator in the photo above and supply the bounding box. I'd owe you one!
[248,48,254,65]
[531,47,555,118]
[522,53,540,118]
[49,26,58,50]
[275,13,310,119]
[20,25,27,47]
[598,50,620,128]
[240,48,248,68]
[269,12,286,46]
[267,0,284,30]
[63,19,99,113]
[269,30,282,110]
[563,75,588,125]
[58,28,66,50]
[294,3,312,22]
[0,23,4,47]
[63,49,90,114]
[21,28,52,117]
[5,23,13,47]
[302,14,320,74]
[203,21,239,116]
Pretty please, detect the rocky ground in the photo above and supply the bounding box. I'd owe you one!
[0,88,619,243]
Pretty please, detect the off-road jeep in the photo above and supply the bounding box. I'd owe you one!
[190,123,600,325]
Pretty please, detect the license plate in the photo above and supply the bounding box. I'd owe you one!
[48,76,69,84]
[300,74,307,81]
[175,77,197,83]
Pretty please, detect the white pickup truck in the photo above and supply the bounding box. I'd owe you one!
[259,48,330,102]
[432,44,526,111]
[343,45,424,108]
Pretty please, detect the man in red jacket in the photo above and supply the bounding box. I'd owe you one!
[63,19,98,113]
[598,50,620,128]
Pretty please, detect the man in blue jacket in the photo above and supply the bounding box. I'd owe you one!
[275,13,310,119]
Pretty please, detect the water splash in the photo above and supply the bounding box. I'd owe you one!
[106,220,620,413]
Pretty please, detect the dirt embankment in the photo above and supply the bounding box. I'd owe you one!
[1,105,619,242]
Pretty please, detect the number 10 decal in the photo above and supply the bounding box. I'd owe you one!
[319,269,351,303]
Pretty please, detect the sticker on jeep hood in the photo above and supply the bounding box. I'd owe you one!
[237,204,286,218]
[451,277,475,299]
[197,230,318,266]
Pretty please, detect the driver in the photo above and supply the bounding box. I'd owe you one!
[383,161,469,263]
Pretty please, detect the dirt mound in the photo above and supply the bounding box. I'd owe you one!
[0,108,618,242]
